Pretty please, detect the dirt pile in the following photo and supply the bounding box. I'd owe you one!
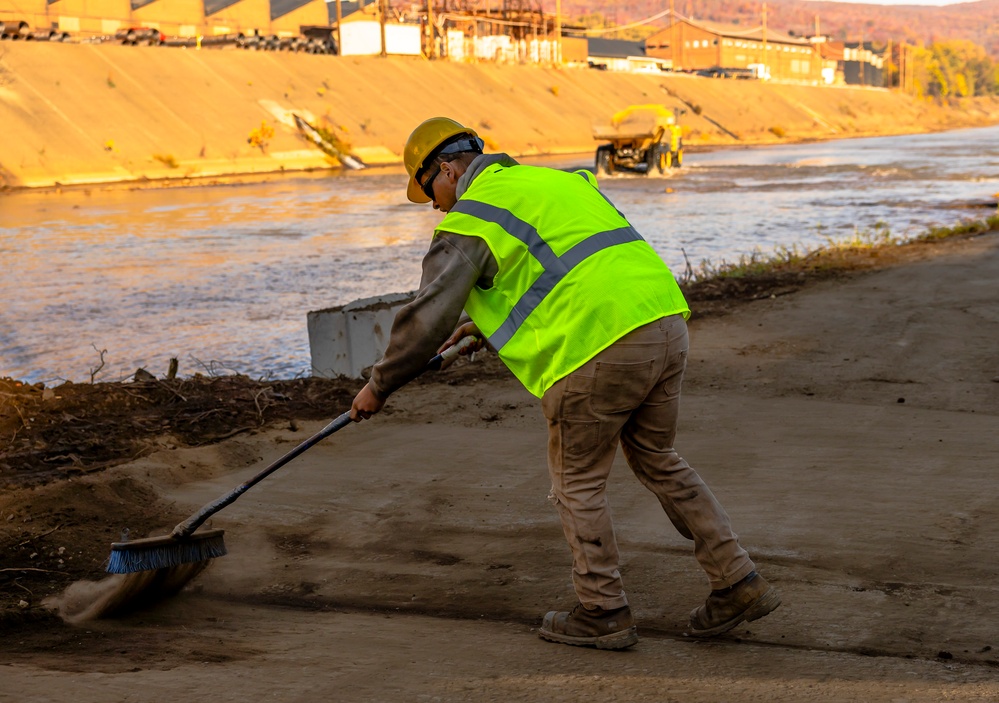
[0,375,356,488]
[0,374,349,618]
[0,355,516,617]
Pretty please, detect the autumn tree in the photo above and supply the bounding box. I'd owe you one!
[911,40,999,99]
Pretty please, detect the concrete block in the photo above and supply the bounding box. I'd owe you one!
[308,292,415,379]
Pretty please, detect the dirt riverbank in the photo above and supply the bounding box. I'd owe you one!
[2,224,998,701]
[2,41,999,190]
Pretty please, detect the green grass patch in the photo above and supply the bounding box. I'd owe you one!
[687,211,998,284]
[677,209,997,314]
[916,212,999,241]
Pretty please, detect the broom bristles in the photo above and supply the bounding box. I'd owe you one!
[106,528,227,574]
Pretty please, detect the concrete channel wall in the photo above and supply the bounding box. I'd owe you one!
[3,41,998,189]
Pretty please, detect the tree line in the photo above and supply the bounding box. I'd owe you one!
[898,40,999,99]
[561,2,999,99]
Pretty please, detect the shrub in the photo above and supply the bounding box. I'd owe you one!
[247,121,276,151]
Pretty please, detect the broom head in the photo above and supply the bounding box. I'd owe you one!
[106,528,228,574]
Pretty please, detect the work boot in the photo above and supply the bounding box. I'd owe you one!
[539,604,638,650]
[686,571,781,638]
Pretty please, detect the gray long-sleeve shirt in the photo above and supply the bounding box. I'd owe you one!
[368,153,516,399]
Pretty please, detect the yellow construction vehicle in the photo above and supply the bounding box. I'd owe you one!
[592,104,684,176]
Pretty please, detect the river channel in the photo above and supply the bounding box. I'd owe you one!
[2,125,997,385]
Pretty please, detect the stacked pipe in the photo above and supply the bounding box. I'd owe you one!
[0,20,31,40]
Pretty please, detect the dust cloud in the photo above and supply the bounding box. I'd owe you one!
[43,562,208,623]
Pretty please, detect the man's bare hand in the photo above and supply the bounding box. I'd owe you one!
[439,322,486,359]
[350,383,386,422]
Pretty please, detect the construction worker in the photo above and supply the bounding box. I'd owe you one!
[350,117,780,650]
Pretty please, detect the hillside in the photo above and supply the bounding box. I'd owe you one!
[551,0,999,59]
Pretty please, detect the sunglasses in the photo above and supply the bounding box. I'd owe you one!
[420,162,443,200]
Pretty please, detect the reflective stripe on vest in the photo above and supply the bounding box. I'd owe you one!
[450,198,643,350]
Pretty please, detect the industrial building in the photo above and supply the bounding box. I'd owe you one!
[0,1,883,84]
[645,16,824,83]
[584,37,663,73]
[1,0,328,40]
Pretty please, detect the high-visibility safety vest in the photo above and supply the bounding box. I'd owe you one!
[437,162,690,398]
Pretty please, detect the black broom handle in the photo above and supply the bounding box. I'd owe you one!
[172,336,477,539]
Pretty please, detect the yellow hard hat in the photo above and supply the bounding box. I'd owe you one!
[404,117,481,203]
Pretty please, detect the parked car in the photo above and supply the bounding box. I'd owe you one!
[696,66,757,79]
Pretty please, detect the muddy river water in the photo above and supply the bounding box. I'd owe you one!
[2,125,997,385]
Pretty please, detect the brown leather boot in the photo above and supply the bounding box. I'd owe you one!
[686,571,781,637]
[539,604,638,650]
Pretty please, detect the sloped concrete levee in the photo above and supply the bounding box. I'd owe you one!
[2,41,998,189]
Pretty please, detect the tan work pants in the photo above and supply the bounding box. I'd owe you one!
[542,314,755,609]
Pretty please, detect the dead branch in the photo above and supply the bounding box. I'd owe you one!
[120,387,153,402]
[681,247,695,284]
[155,380,188,403]
[89,344,108,383]
[253,388,274,424]
[0,567,72,576]
[202,425,255,443]
[188,408,223,423]
[190,356,241,378]
[12,403,29,431]
[17,524,62,547]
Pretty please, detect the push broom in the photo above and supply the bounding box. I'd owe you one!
[106,336,477,576]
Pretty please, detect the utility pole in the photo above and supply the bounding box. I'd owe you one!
[555,0,562,65]
[898,41,905,93]
[886,38,892,88]
[859,28,865,85]
[426,0,434,59]
[379,0,387,58]
[669,0,677,71]
[335,0,343,55]
[762,3,768,78]
[813,13,821,84]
